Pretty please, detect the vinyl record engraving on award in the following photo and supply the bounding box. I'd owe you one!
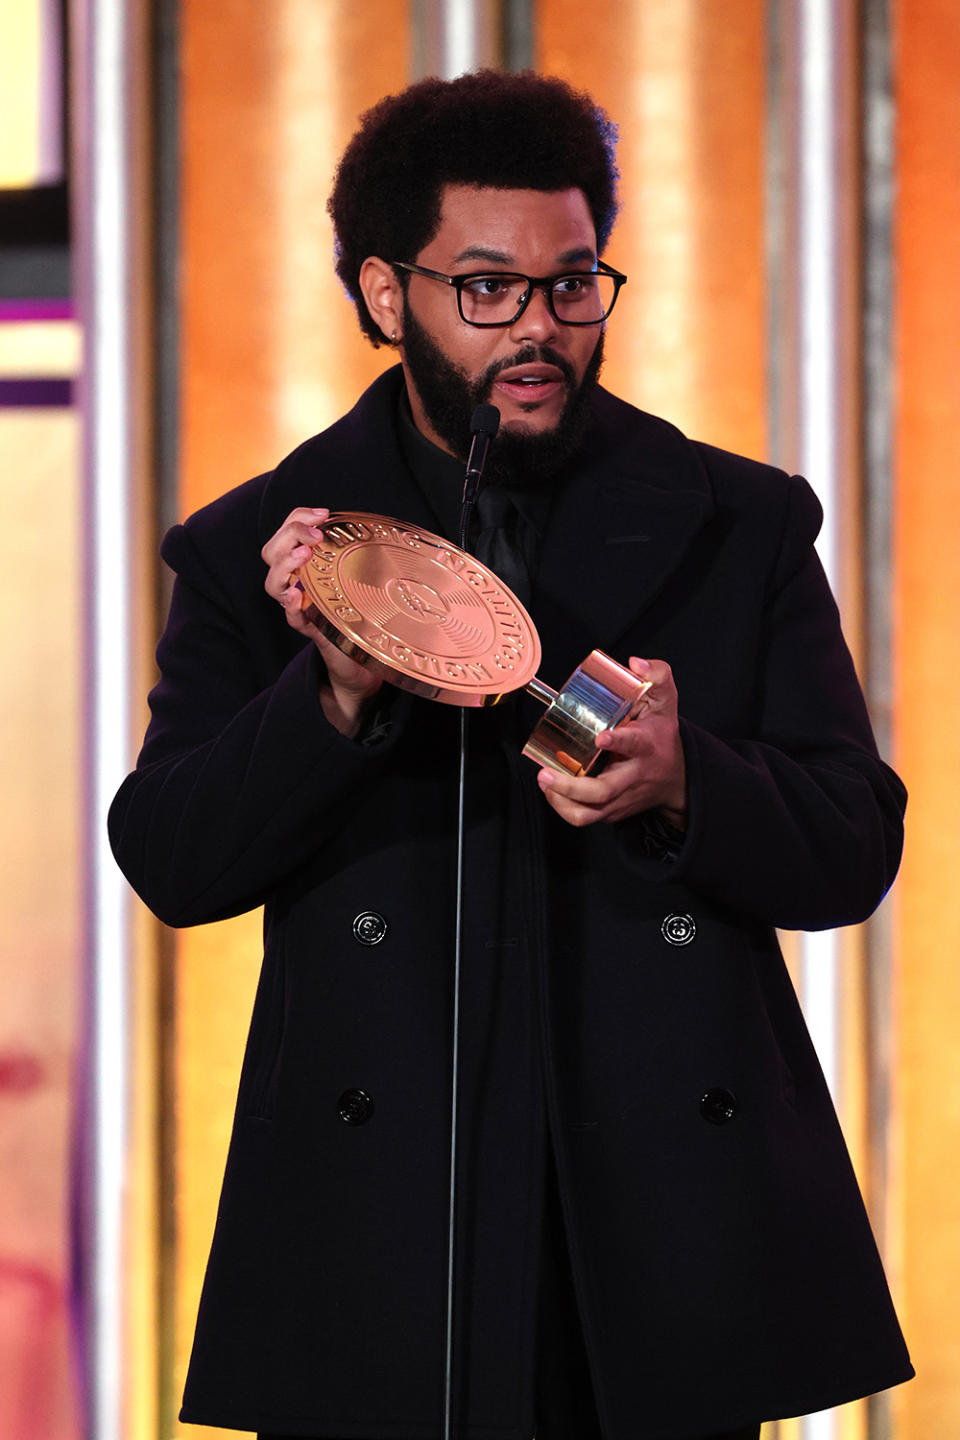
[297,512,541,705]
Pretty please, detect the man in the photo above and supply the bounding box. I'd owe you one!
[109,71,912,1440]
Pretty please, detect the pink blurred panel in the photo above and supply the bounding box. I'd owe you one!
[0,1257,78,1439]
[0,406,82,1438]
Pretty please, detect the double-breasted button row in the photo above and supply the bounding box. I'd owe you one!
[337,1088,375,1125]
[339,1087,736,1126]
[661,912,696,946]
[352,910,388,945]
[357,907,697,949]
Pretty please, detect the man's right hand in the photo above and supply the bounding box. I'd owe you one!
[262,507,382,737]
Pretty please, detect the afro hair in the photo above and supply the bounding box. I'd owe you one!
[328,69,620,345]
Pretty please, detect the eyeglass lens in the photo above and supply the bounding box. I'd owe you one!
[459,273,616,325]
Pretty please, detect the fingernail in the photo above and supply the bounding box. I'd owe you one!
[538,769,553,788]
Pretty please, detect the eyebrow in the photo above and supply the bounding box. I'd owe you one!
[451,244,598,268]
[452,246,514,265]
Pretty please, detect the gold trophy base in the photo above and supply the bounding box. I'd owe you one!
[523,650,652,776]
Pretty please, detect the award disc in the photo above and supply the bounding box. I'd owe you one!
[297,512,541,706]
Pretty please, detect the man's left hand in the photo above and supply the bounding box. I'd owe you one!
[537,657,687,829]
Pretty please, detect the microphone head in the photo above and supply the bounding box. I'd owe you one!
[470,403,501,439]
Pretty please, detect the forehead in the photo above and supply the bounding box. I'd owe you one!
[418,185,598,268]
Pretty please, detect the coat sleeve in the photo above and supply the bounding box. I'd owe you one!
[108,518,411,929]
[617,473,906,931]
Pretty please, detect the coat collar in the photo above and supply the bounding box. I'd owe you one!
[259,367,441,538]
[260,367,716,680]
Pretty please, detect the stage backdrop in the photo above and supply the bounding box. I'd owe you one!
[10,1,946,1437]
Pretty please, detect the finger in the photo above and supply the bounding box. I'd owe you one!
[537,763,621,807]
[260,509,330,568]
[630,655,677,706]
[594,720,655,757]
[278,576,310,612]
[264,547,314,602]
[281,505,330,528]
[630,655,672,682]
[538,779,607,828]
[538,758,648,813]
[263,520,332,600]
[265,505,330,548]
[261,525,322,571]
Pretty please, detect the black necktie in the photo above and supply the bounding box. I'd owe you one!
[472,486,532,609]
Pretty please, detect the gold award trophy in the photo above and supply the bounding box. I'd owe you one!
[298,512,650,776]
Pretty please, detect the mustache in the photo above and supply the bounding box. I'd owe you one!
[481,345,577,389]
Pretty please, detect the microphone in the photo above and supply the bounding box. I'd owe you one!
[462,404,501,510]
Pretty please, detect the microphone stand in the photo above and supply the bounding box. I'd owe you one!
[443,404,500,1440]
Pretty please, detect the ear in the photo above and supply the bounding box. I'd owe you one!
[359,257,404,345]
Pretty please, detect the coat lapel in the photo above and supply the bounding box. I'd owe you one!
[533,391,716,684]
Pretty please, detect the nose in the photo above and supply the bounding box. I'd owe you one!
[507,283,560,345]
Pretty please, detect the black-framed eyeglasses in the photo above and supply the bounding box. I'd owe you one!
[390,258,627,327]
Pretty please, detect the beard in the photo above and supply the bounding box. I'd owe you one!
[400,303,605,488]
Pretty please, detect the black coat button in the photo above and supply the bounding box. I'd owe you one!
[352,911,388,945]
[337,1088,375,1125]
[701,1087,738,1124]
[661,912,696,946]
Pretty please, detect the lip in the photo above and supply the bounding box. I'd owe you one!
[493,362,566,407]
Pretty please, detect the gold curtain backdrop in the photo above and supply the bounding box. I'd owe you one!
[893,0,960,1433]
[157,1,960,1434]
[1,1,957,1436]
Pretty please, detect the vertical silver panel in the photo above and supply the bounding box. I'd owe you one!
[410,3,534,87]
[502,0,534,70]
[766,5,862,1434]
[861,4,896,1437]
[70,0,151,1435]
[411,0,501,79]
[39,0,67,182]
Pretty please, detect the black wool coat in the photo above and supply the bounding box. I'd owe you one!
[109,368,913,1440]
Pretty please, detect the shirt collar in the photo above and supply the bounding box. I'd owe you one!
[396,391,464,540]
[395,389,557,541]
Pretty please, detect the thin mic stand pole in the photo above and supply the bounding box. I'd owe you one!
[443,406,499,1440]
[443,692,468,1440]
